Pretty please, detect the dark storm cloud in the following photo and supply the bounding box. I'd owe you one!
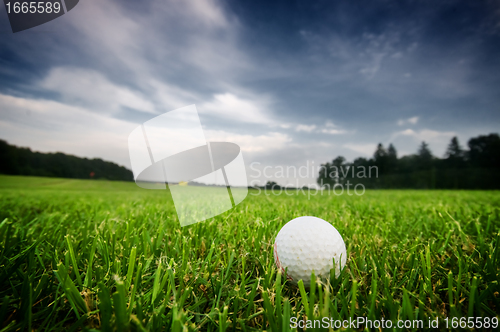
[224,0,500,126]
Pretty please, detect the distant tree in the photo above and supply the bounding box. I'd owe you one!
[0,140,133,181]
[418,141,432,158]
[416,141,433,170]
[316,132,500,189]
[373,143,389,174]
[317,156,346,187]
[467,133,500,168]
[332,156,346,169]
[373,143,387,161]
[265,181,281,190]
[387,143,398,172]
[388,144,397,159]
[445,137,464,159]
[352,157,370,169]
[332,156,348,183]
[317,163,330,187]
[398,155,418,173]
[444,136,465,168]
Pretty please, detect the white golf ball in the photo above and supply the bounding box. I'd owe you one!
[273,216,347,287]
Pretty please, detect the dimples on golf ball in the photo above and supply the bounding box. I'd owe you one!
[274,216,347,287]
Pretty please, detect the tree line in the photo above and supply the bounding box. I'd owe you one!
[0,140,134,181]
[317,133,500,189]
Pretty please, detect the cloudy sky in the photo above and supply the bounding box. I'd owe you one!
[0,0,499,186]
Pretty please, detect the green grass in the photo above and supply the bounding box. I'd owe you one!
[0,175,499,331]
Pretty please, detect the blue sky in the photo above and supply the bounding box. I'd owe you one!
[0,0,499,186]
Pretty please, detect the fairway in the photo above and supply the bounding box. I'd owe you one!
[0,175,499,331]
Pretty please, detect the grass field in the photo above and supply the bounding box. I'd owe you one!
[0,175,499,331]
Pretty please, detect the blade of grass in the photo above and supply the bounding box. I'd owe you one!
[113,278,130,332]
[54,263,87,318]
[126,247,137,290]
[83,236,98,289]
[98,282,112,332]
[65,235,83,289]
